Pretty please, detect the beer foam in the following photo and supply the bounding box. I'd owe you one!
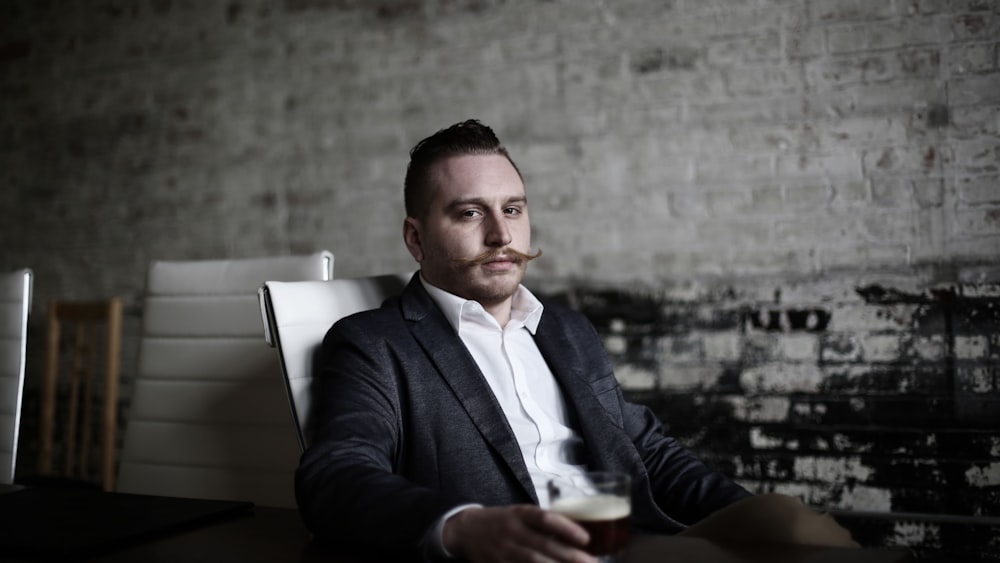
[550,494,630,521]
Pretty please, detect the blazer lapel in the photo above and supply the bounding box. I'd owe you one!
[534,314,682,529]
[400,278,537,502]
[533,320,645,479]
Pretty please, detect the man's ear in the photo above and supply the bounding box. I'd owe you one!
[403,217,424,262]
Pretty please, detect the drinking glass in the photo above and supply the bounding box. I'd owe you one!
[547,471,631,562]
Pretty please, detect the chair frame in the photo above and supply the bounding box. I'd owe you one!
[0,269,32,484]
[116,251,333,508]
[39,298,123,491]
[259,273,411,451]
[258,285,306,451]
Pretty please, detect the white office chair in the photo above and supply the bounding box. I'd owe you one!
[117,252,333,508]
[258,272,411,451]
[0,269,31,484]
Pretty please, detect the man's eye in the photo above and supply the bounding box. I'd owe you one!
[461,209,482,218]
[504,207,522,215]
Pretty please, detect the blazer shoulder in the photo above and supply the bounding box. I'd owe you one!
[538,296,579,316]
[537,295,597,332]
[320,295,406,345]
[323,276,438,343]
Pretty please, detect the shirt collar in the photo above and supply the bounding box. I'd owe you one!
[419,272,544,334]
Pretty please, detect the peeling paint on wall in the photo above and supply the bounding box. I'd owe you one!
[558,277,1000,560]
[965,463,1000,487]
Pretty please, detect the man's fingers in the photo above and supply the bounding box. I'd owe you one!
[536,509,590,546]
[449,505,597,563]
[536,532,599,563]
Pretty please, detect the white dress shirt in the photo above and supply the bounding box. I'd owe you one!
[420,275,588,556]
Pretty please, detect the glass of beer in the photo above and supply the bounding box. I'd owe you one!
[547,471,631,561]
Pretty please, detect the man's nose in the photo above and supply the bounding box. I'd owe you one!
[485,213,512,247]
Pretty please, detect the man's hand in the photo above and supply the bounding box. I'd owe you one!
[442,505,596,563]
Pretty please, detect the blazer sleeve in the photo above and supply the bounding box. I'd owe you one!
[295,314,456,557]
[620,393,752,527]
[544,303,752,529]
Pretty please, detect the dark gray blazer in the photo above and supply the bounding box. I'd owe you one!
[296,274,750,557]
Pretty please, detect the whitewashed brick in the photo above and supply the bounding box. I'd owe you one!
[951,72,1000,106]
[958,366,995,393]
[821,333,864,362]
[838,485,894,511]
[894,522,940,546]
[749,427,786,449]
[950,106,1000,137]
[741,363,825,393]
[774,151,863,181]
[862,334,903,362]
[808,0,898,25]
[953,207,1000,236]
[659,365,723,389]
[614,363,658,391]
[728,395,791,422]
[955,335,989,359]
[784,183,834,210]
[794,455,875,482]
[777,334,821,361]
[950,12,1000,42]
[830,303,919,331]
[702,332,743,362]
[956,175,1000,204]
[909,335,948,360]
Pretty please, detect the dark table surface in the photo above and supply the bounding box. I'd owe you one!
[88,511,916,563]
[0,486,915,563]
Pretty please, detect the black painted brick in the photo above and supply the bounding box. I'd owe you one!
[571,281,1000,559]
[835,516,1000,563]
[821,366,953,394]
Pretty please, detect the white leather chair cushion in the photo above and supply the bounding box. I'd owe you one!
[146,254,333,296]
[117,253,332,507]
[144,296,269,337]
[259,273,411,450]
[0,269,31,484]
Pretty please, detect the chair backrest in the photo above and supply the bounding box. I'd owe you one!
[116,251,333,508]
[39,297,123,491]
[0,269,31,485]
[258,273,411,451]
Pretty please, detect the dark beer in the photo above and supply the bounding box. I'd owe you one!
[550,494,630,555]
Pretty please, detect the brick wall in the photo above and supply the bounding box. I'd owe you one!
[534,268,1000,560]
[1,1,997,560]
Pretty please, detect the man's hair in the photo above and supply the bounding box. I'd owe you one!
[404,119,522,219]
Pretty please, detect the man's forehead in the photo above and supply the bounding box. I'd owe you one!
[442,193,526,209]
[430,153,519,178]
[428,154,525,201]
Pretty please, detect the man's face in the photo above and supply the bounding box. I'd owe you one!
[404,153,532,307]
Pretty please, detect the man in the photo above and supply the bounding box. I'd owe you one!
[296,120,753,562]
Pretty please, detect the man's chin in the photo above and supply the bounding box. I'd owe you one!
[478,260,522,275]
[466,272,522,301]
[480,264,524,282]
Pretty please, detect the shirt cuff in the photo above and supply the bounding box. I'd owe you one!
[424,503,482,560]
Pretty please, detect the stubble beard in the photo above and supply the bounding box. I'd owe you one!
[459,262,525,306]
[448,248,541,305]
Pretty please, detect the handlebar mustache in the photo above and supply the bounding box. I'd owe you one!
[452,248,543,266]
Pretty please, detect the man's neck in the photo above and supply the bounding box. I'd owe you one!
[481,300,513,328]
[418,273,518,329]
